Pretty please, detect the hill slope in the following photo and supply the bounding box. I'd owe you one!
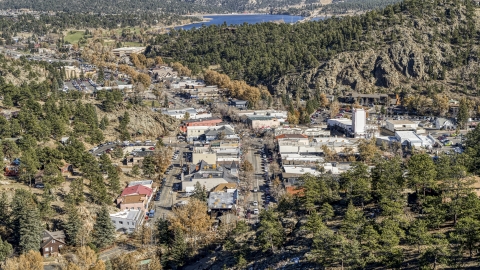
[148,0,480,102]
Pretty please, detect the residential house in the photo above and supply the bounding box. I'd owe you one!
[41,230,66,257]
[110,209,144,233]
[112,47,146,57]
[116,185,153,211]
[435,118,455,130]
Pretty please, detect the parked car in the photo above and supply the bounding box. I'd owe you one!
[252,201,258,206]
[253,209,259,215]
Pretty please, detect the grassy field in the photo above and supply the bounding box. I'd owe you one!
[64,31,85,44]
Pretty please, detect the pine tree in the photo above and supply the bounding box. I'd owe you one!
[169,228,187,267]
[64,205,83,246]
[2,93,13,108]
[191,182,207,202]
[90,175,109,205]
[11,190,42,253]
[0,237,12,261]
[92,205,116,249]
[142,156,156,178]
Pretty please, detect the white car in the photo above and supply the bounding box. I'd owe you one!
[252,201,258,206]
[253,209,259,215]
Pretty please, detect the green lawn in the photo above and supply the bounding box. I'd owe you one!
[64,31,85,44]
[122,42,143,47]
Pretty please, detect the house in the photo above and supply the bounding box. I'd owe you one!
[246,116,280,129]
[110,209,144,233]
[41,230,66,257]
[127,180,153,189]
[229,99,248,109]
[435,118,455,130]
[116,185,153,211]
[385,120,418,133]
[112,47,146,57]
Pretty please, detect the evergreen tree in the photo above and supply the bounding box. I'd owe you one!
[92,205,116,249]
[11,190,42,253]
[169,228,187,267]
[257,209,284,253]
[142,156,156,178]
[2,93,13,108]
[191,182,207,202]
[0,237,12,261]
[64,205,83,246]
[90,175,109,205]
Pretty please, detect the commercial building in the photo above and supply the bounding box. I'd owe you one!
[162,108,212,120]
[182,168,238,192]
[208,188,238,211]
[246,115,281,129]
[180,117,223,133]
[110,209,144,233]
[229,99,248,109]
[116,185,153,211]
[352,108,366,138]
[385,120,418,133]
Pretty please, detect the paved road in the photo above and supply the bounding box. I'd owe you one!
[152,142,187,221]
[245,146,266,219]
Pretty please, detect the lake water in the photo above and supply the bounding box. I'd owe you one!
[175,14,305,30]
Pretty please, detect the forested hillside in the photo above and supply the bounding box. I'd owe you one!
[147,0,480,104]
[0,0,304,14]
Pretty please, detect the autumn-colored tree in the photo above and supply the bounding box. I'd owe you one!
[241,160,254,172]
[287,111,299,125]
[319,93,330,108]
[432,94,449,116]
[3,250,43,270]
[171,62,192,76]
[154,56,164,65]
[136,73,151,88]
[155,146,172,178]
[358,139,378,163]
[330,100,340,118]
[110,252,139,270]
[168,198,212,249]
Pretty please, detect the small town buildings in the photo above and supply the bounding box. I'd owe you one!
[162,108,212,120]
[208,184,238,212]
[180,117,223,133]
[192,150,217,164]
[110,209,144,233]
[229,99,248,109]
[41,230,66,257]
[246,116,280,129]
[394,131,434,148]
[127,180,153,189]
[385,120,418,133]
[181,86,220,100]
[274,126,330,137]
[182,167,238,192]
[204,126,237,141]
[116,185,153,211]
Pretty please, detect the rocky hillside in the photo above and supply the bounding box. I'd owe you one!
[98,105,179,139]
[276,0,480,98]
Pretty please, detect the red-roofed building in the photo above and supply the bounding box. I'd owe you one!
[120,184,153,197]
[117,185,154,211]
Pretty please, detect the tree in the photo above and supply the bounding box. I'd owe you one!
[241,160,254,172]
[450,217,480,258]
[0,237,12,261]
[303,211,326,235]
[341,202,365,240]
[320,202,334,223]
[64,205,83,246]
[11,189,42,254]
[110,252,139,270]
[169,228,188,267]
[131,164,140,177]
[168,198,212,249]
[192,182,207,202]
[329,100,340,118]
[407,219,431,254]
[3,93,13,108]
[420,234,450,270]
[3,250,43,270]
[142,156,156,178]
[184,111,190,120]
[340,162,371,207]
[257,209,285,253]
[407,153,437,197]
[357,139,378,163]
[457,97,470,129]
[92,205,116,249]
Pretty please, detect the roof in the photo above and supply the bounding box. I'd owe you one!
[120,184,153,197]
[41,230,66,248]
[110,209,143,221]
[231,99,247,104]
[182,117,222,124]
[208,190,238,210]
[122,194,146,204]
[275,134,308,140]
[213,183,237,192]
[386,120,416,125]
[127,180,153,187]
[248,116,275,121]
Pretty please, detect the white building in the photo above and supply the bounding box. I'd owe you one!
[435,118,455,130]
[162,108,212,120]
[352,108,366,137]
[110,209,144,233]
[385,120,418,133]
[394,131,434,148]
